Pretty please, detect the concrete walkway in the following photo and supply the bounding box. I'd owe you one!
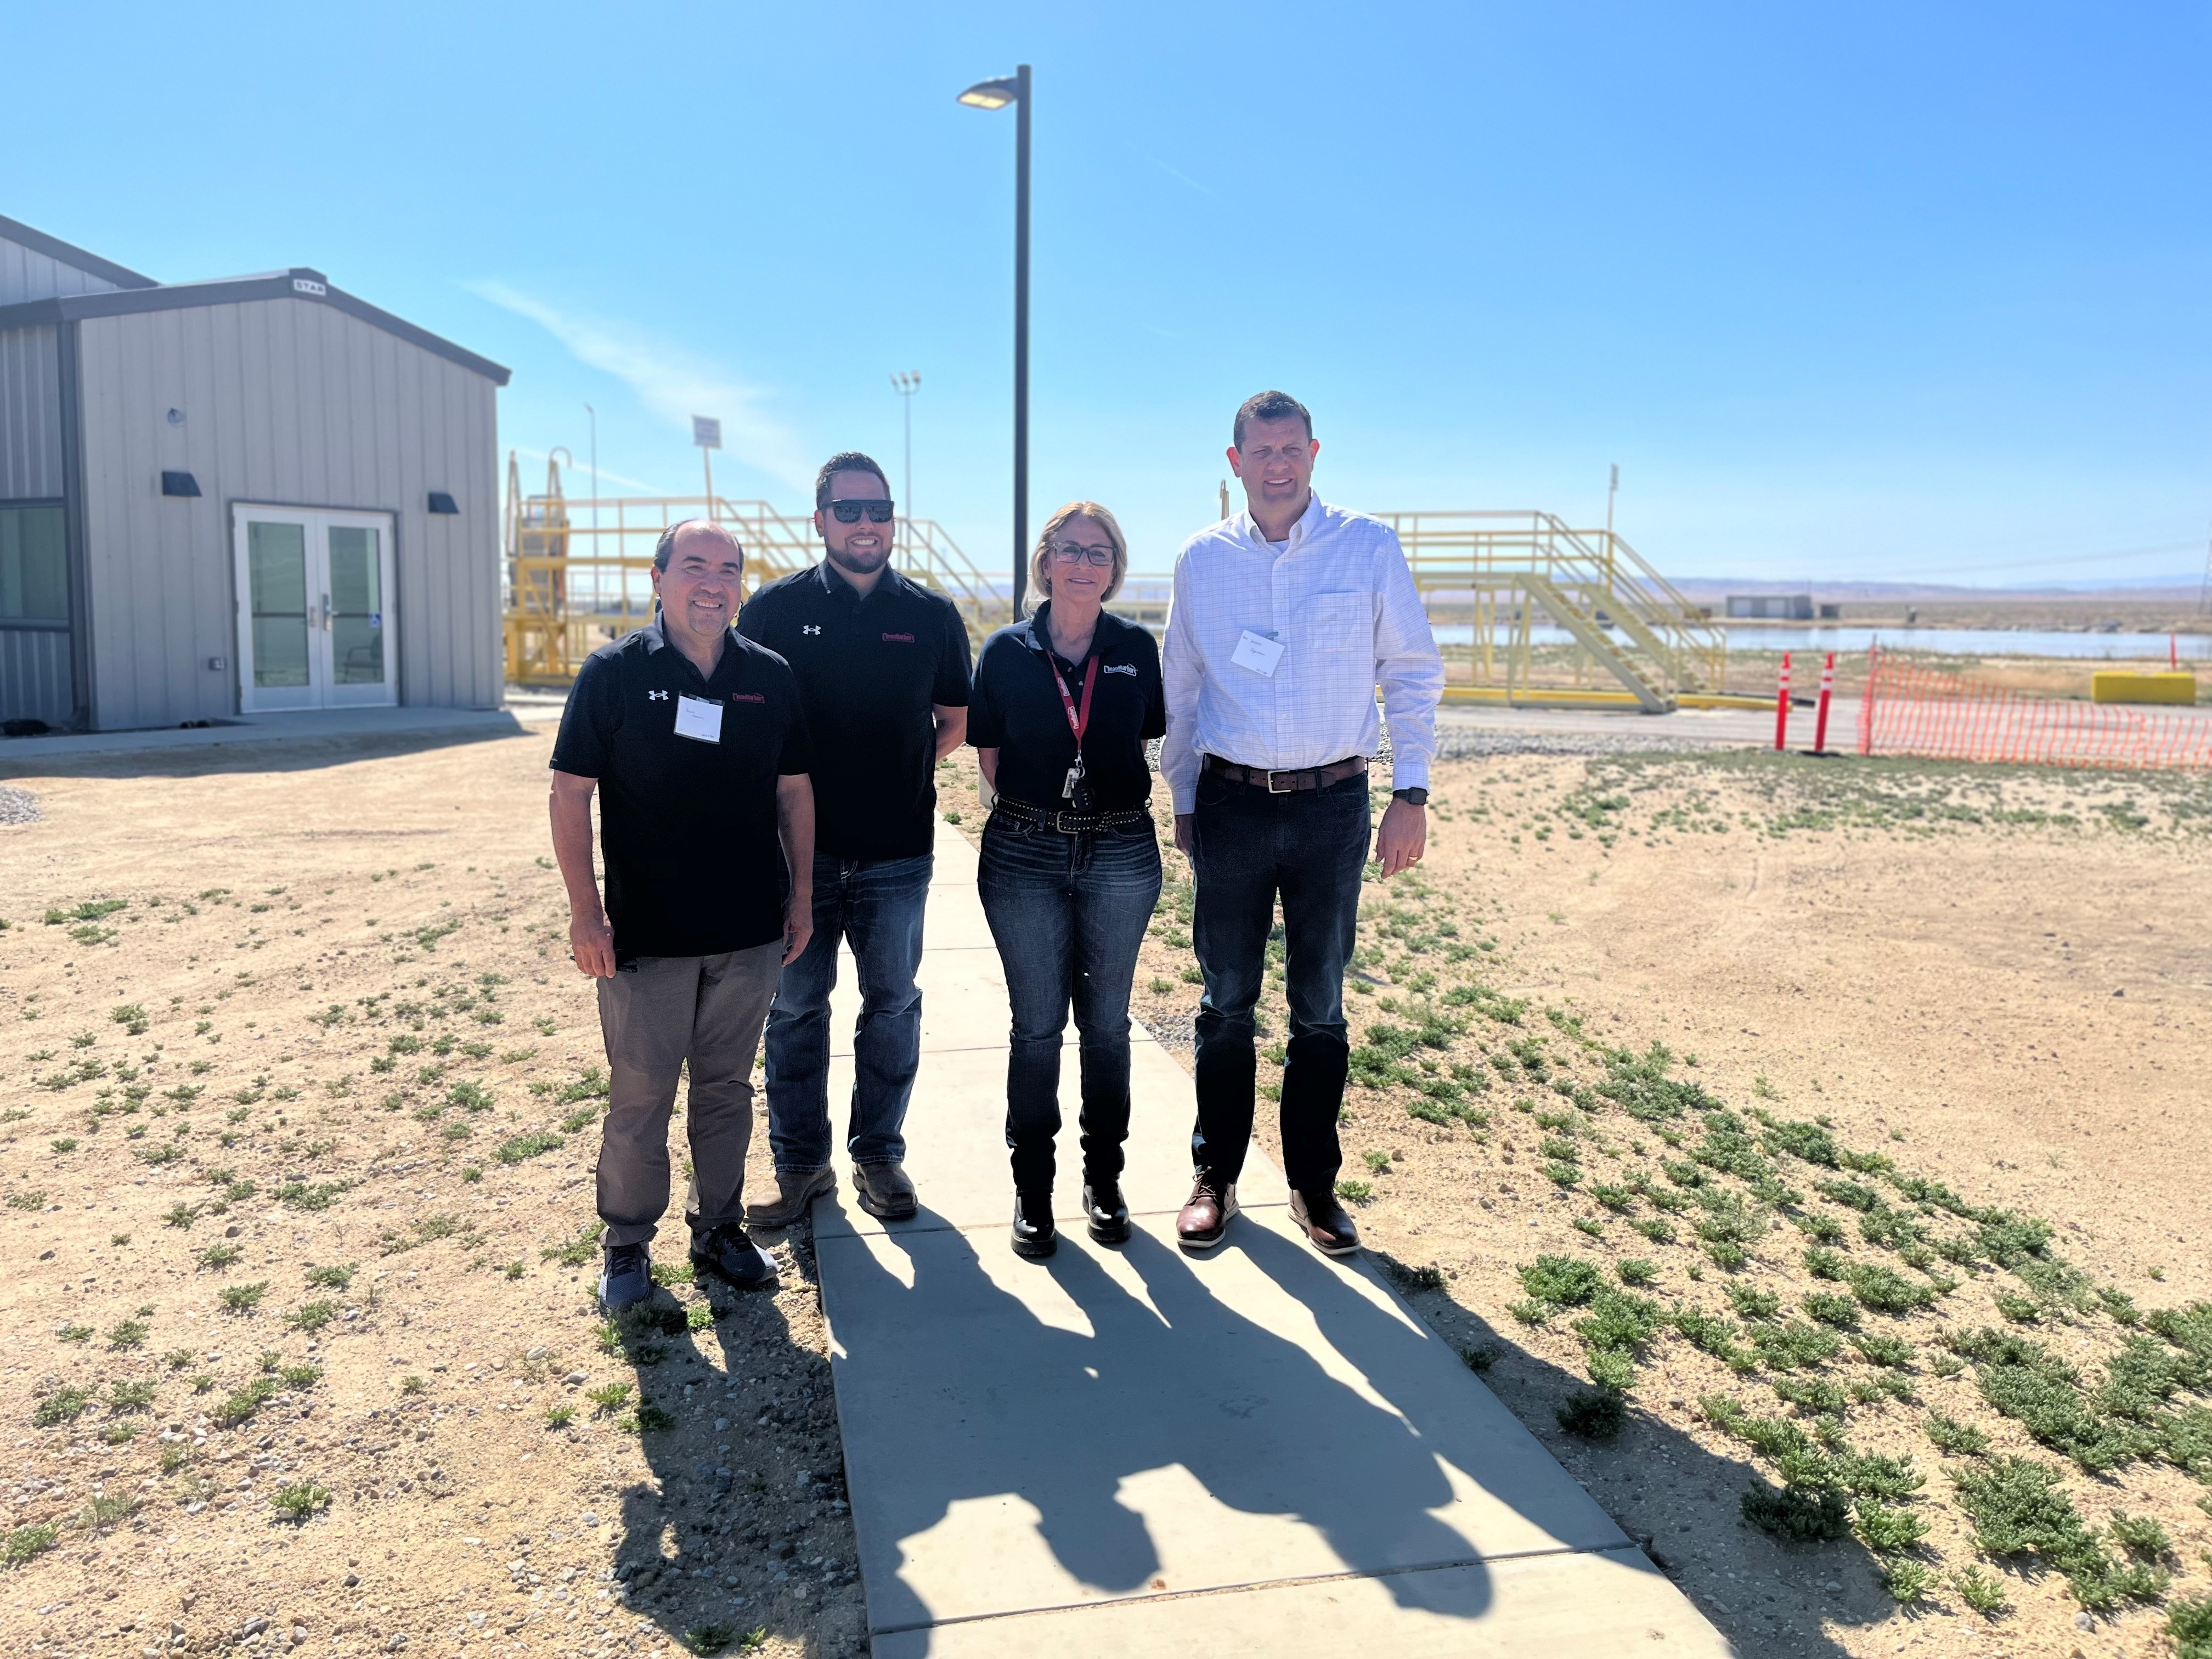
[805,825,1734,1656]
[0,704,529,766]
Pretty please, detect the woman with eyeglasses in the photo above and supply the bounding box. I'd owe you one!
[967,502,1165,1258]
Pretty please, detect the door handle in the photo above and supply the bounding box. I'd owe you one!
[320,593,332,631]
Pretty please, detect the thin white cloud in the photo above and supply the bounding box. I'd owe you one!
[468,281,812,492]
[509,444,670,498]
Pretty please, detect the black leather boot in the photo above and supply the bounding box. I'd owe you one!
[1082,1179,1131,1245]
[1012,1190,1057,1259]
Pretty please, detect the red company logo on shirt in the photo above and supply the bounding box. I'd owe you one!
[727,692,765,703]
[881,631,915,643]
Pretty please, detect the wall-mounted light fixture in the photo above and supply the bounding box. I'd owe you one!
[160,471,201,497]
[427,492,459,515]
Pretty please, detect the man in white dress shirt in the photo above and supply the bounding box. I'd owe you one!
[1160,390,1444,1257]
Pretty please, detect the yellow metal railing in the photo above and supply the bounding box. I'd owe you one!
[1377,510,1726,710]
[502,454,1013,685]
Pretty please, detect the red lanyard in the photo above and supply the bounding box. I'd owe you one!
[1048,653,1101,745]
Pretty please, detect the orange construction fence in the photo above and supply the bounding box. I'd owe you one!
[1857,648,2212,771]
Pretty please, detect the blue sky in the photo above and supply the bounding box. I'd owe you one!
[6,2,2208,585]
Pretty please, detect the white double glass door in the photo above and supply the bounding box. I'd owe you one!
[232,507,398,713]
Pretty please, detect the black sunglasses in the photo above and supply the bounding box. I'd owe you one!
[827,499,896,524]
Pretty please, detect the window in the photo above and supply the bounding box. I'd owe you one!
[0,505,67,624]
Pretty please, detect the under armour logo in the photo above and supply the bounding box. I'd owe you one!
[647,690,669,701]
[802,624,822,635]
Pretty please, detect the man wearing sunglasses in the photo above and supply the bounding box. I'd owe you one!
[738,452,973,1227]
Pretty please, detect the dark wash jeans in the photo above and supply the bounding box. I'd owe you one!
[1189,768,1369,1193]
[764,851,933,1174]
[978,814,1164,1195]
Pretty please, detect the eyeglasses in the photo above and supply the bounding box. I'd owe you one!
[1048,541,1115,567]
[827,499,896,524]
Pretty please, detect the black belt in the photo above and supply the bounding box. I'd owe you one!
[1203,754,1369,794]
[990,795,1152,834]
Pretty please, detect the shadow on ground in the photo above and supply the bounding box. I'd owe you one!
[0,721,532,783]
[817,1211,1895,1658]
[598,1227,868,1659]
[1369,1246,1910,1658]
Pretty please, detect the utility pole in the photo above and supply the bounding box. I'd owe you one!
[891,371,921,557]
[1606,462,1619,539]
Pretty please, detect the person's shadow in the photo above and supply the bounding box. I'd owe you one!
[820,1208,1897,1657]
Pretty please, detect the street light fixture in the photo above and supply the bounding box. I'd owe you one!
[958,63,1031,616]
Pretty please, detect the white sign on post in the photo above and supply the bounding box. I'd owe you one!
[692,416,722,450]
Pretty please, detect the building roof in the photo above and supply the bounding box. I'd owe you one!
[0,212,159,291]
[0,215,510,386]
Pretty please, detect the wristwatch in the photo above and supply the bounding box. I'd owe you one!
[1391,787,1429,806]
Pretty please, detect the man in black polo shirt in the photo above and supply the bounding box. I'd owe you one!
[737,451,972,1226]
[549,520,816,1311]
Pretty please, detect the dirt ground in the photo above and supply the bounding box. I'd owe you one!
[4,725,2210,1659]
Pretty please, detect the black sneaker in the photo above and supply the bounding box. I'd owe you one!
[1011,1191,1057,1260]
[1082,1180,1131,1246]
[690,1224,780,1293]
[599,1241,653,1312]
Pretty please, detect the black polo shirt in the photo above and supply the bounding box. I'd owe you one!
[737,562,972,862]
[550,618,813,961]
[968,603,1164,812]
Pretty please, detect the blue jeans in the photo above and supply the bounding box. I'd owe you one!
[978,815,1163,1195]
[764,851,933,1175]
[1189,769,1369,1192]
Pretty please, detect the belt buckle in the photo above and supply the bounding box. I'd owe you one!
[1053,810,1074,833]
[1265,768,1295,794]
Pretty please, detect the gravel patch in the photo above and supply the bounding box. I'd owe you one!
[1432,728,1737,760]
[0,785,41,825]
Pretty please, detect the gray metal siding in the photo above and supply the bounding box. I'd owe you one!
[0,628,72,725]
[0,234,127,307]
[0,325,65,499]
[75,297,500,729]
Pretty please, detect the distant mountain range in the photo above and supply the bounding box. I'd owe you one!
[1664,577,2205,601]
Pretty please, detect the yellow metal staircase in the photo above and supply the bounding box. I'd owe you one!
[1380,510,1726,711]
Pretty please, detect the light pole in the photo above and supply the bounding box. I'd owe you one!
[890,371,921,559]
[585,403,599,541]
[958,64,1031,616]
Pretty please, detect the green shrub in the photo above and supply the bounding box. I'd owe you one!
[1555,1389,1627,1438]
[32,1387,91,1427]
[1803,1292,1860,1329]
[1518,1255,1604,1310]
[1924,1412,1989,1455]
[1949,1566,2009,1616]
[3,1523,58,1565]
[1726,1284,1782,1322]
[1854,1500,1929,1553]
[1741,1483,1849,1542]
[2169,1595,2212,1659]
[1849,1332,1914,1368]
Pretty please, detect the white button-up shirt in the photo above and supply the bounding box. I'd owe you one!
[1160,494,1444,812]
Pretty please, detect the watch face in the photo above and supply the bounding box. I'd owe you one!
[1395,788,1429,806]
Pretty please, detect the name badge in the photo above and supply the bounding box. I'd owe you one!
[1231,629,1285,678]
[673,694,724,744]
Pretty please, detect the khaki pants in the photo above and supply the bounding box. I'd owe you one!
[595,945,781,1248]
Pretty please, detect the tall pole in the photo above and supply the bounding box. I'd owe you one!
[1012,63,1032,617]
[585,404,598,538]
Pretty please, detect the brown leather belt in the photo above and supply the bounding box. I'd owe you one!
[1202,754,1369,794]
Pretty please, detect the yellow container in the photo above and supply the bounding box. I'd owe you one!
[2090,671,2197,706]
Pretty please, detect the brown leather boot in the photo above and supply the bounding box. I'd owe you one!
[1176,1172,1239,1252]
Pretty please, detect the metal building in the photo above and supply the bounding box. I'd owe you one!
[1724,592,1814,620]
[0,212,509,732]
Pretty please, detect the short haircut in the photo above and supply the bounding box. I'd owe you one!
[814,451,890,510]
[653,518,743,572]
[1028,501,1130,614]
[1233,390,1313,449]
